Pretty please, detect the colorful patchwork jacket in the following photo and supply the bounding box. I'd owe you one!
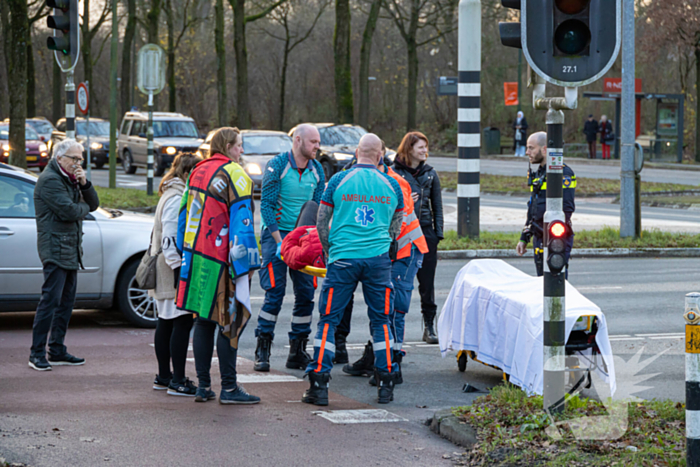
[176,154,261,348]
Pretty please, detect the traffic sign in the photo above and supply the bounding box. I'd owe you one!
[77,82,89,115]
[137,44,166,96]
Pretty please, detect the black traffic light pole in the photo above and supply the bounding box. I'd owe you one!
[543,107,566,414]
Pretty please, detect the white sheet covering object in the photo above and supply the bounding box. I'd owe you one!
[437,259,615,397]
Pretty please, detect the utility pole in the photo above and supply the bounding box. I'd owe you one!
[619,0,636,238]
[457,0,481,239]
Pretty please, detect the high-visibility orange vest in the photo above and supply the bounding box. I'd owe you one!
[387,167,429,259]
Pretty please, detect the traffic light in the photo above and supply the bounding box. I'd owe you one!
[47,0,79,72]
[546,221,569,275]
[500,0,621,87]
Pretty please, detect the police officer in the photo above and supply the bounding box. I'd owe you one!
[302,133,404,406]
[516,131,576,276]
[255,124,325,372]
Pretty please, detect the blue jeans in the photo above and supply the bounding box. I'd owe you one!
[256,228,315,340]
[306,253,398,374]
[390,247,423,354]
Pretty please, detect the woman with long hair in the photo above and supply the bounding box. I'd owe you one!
[391,132,443,344]
[150,152,202,396]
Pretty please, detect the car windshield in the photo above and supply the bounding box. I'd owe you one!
[26,121,55,135]
[319,126,367,146]
[76,121,110,136]
[0,126,39,140]
[152,121,199,138]
[243,135,292,155]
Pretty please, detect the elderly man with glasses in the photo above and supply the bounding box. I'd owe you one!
[29,139,100,371]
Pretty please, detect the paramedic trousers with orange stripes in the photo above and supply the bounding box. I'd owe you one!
[256,228,315,340]
[390,246,423,355]
[306,253,399,374]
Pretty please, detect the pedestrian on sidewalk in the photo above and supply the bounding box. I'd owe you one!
[599,115,614,160]
[583,114,598,159]
[513,111,529,157]
[253,124,325,373]
[29,139,99,371]
[392,132,443,344]
[150,152,201,396]
[302,133,404,406]
[176,127,261,405]
[515,132,576,277]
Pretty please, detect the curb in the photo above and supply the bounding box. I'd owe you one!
[430,409,477,448]
[438,248,700,260]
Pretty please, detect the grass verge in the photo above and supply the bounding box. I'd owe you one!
[94,186,159,210]
[452,384,684,466]
[638,195,700,207]
[438,228,700,250]
[438,172,693,197]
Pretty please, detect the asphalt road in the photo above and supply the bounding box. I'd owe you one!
[0,257,693,465]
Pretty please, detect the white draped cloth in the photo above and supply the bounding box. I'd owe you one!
[438,259,615,396]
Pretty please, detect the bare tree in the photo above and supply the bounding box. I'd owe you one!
[26,0,48,118]
[333,0,353,123]
[81,0,112,110]
[120,0,136,116]
[146,0,162,44]
[383,0,457,131]
[165,0,201,111]
[262,0,329,130]
[358,0,382,129]
[215,0,227,126]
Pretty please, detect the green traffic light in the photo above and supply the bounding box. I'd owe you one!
[554,19,590,55]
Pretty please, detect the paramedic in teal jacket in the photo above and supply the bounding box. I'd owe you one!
[255,124,325,372]
[301,133,404,406]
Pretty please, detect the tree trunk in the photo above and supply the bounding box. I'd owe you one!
[406,40,418,131]
[333,0,353,123]
[147,0,162,44]
[696,47,700,162]
[358,0,381,129]
[52,58,63,124]
[215,0,227,126]
[26,37,35,117]
[166,0,175,111]
[6,0,28,168]
[232,0,250,128]
[120,0,136,116]
[279,37,290,131]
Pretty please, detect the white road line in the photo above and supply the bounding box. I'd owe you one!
[312,409,407,424]
[577,286,623,291]
[650,335,684,340]
[609,337,644,341]
[608,335,631,338]
[636,332,685,337]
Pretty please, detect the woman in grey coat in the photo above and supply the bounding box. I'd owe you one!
[149,152,201,396]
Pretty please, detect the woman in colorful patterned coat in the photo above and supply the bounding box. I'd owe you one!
[176,127,261,404]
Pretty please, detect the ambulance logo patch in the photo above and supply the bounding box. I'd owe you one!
[355,205,375,226]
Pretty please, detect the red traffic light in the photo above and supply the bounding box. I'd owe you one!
[555,0,590,15]
[550,221,567,238]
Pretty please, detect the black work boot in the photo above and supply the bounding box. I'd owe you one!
[370,350,403,386]
[333,334,349,364]
[254,333,272,372]
[422,314,439,344]
[286,337,311,370]
[375,370,395,404]
[301,372,330,406]
[342,341,374,376]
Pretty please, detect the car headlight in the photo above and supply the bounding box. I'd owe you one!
[2,143,10,151]
[245,163,262,175]
[196,150,202,158]
[39,143,48,152]
[572,316,592,332]
[90,142,102,150]
[165,146,177,155]
[333,152,353,161]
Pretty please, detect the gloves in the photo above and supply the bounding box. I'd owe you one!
[229,235,247,263]
[275,241,283,260]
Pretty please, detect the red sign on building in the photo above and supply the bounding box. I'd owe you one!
[603,78,642,93]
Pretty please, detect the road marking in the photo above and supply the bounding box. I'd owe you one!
[312,409,407,424]
[577,286,623,291]
[118,182,146,187]
[636,332,685,337]
[609,337,644,341]
[650,335,684,340]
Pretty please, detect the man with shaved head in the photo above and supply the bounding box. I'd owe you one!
[516,131,577,276]
[254,123,325,372]
[301,133,404,406]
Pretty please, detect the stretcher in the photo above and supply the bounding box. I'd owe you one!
[438,259,616,396]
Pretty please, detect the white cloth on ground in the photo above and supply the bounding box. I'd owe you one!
[437,259,615,396]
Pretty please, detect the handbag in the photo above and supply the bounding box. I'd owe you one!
[605,132,616,143]
[135,230,162,290]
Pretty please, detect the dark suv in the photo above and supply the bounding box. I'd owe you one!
[117,112,203,176]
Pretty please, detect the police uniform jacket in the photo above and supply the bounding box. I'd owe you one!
[519,163,576,242]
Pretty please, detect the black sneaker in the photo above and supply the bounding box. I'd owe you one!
[28,356,52,371]
[219,385,260,405]
[153,374,172,390]
[167,378,197,397]
[48,352,85,366]
[195,387,216,402]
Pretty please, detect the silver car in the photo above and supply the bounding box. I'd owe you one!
[0,163,158,327]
